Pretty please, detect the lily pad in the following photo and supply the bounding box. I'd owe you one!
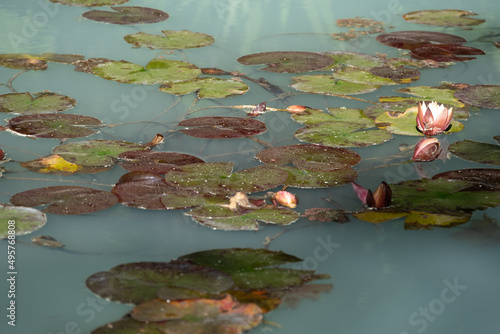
[376,31,466,49]
[255,144,360,171]
[160,78,249,98]
[124,30,214,49]
[433,168,500,188]
[237,51,335,73]
[409,44,484,62]
[178,117,266,139]
[49,0,128,5]
[7,114,102,139]
[454,85,500,109]
[375,107,464,136]
[0,53,84,70]
[278,165,358,188]
[293,108,392,147]
[82,6,169,25]
[369,66,420,83]
[395,86,465,107]
[0,92,76,114]
[86,261,234,304]
[164,163,288,194]
[291,74,379,95]
[330,67,399,85]
[448,139,500,165]
[52,139,148,167]
[0,205,46,239]
[320,51,384,70]
[187,205,299,231]
[118,151,204,174]
[161,191,227,210]
[131,295,263,331]
[20,154,110,175]
[31,235,65,248]
[93,59,201,85]
[10,186,118,215]
[403,10,485,27]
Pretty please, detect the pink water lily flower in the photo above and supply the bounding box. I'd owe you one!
[412,138,441,162]
[416,101,453,136]
[352,181,392,209]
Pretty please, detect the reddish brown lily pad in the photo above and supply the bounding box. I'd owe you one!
[10,186,118,215]
[409,44,484,62]
[237,51,335,73]
[432,168,500,189]
[178,117,267,139]
[376,31,466,50]
[118,151,204,174]
[7,114,102,139]
[82,6,168,24]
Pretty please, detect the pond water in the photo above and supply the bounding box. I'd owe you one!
[1,0,500,333]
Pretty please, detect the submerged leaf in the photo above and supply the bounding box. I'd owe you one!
[49,0,129,5]
[118,151,204,174]
[0,92,76,114]
[10,186,118,215]
[0,205,46,239]
[0,53,83,70]
[82,6,168,24]
[237,51,334,73]
[279,165,358,188]
[403,10,485,27]
[160,78,249,98]
[178,117,266,139]
[376,31,466,49]
[320,51,384,70]
[409,44,484,62]
[124,30,214,49]
[448,139,500,165]
[291,74,379,95]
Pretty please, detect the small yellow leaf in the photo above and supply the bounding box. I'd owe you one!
[38,154,82,173]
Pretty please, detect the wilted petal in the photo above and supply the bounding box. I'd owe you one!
[352,182,369,204]
[413,138,441,162]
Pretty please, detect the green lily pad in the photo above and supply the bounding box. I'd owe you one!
[454,85,500,109]
[86,261,234,304]
[164,163,288,194]
[293,108,392,147]
[118,151,205,174]
[7,114,102,139]
[363,100,418,119]
[291,74,379,95]
[448,139,500,165]
[255,144,360,171]
[0,205,46,239]
[124,30,214,49]
[403,10,485,27]
[92,58,201,85]
[330,67,399,85]
[178,117,266,139]
[10,186,118,215]
[396,86,465,107]
[49,0,128,6]
[375,107,464,136]
[82,6,169,25]
[187,205,299,231]
[0,92,76,114]
[320,51,384,70]
[279,165,358,188]
[52,140,148,167]
[160,78,249,98]
[237,51,334,73]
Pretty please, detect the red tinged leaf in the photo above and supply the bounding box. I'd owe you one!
[178,116,267,139]
[118,151,204,174]
[376,31,466,49]
[410,44,485,62]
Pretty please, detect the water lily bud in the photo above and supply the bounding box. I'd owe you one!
[286,105,307,113]
[416,101,453,136]
[272,190,297,208]
[412,138,441,162]
[0,148,4,160]
[352,181,392,208]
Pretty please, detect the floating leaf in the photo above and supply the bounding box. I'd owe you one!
[448,139,500,165]
[403,10,485,27]
[160,78,249,98]
[0,53,83,70]
[20,154,87,175]
[93,59,201,84]
[293,108,392,147]
[0,92,76,114]
[320,51,384,70]
[131,295,263,332]
[255,144,360,171]
[369,66,420,83]
[187,205,299,231]
[237,51,334,73]
[118,151,204,174]
[394,86,465,107]
[433,168,500,187]
[376,31,466,49]
[363,100,418,119]
[7,114,102,139]
[161,191,227,210]
[82,6,168,25]
[375,107,464,136]
[0,205,46,239]
[124,30,214,49]
[454,85,500,109]
[31,235,64,248]
[74,58,114,73]
[86,261,234,304]
[10,186,118,215]
[52,139,148,167]
[409,44,484,62]
[291,74,379,95]
[178,117,267,139]
[330,67,398,85]
[164,163,288,194]
[278,165,357,188]
[50,0,129,6]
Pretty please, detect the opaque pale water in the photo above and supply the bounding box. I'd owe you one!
[1,0,500,333]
